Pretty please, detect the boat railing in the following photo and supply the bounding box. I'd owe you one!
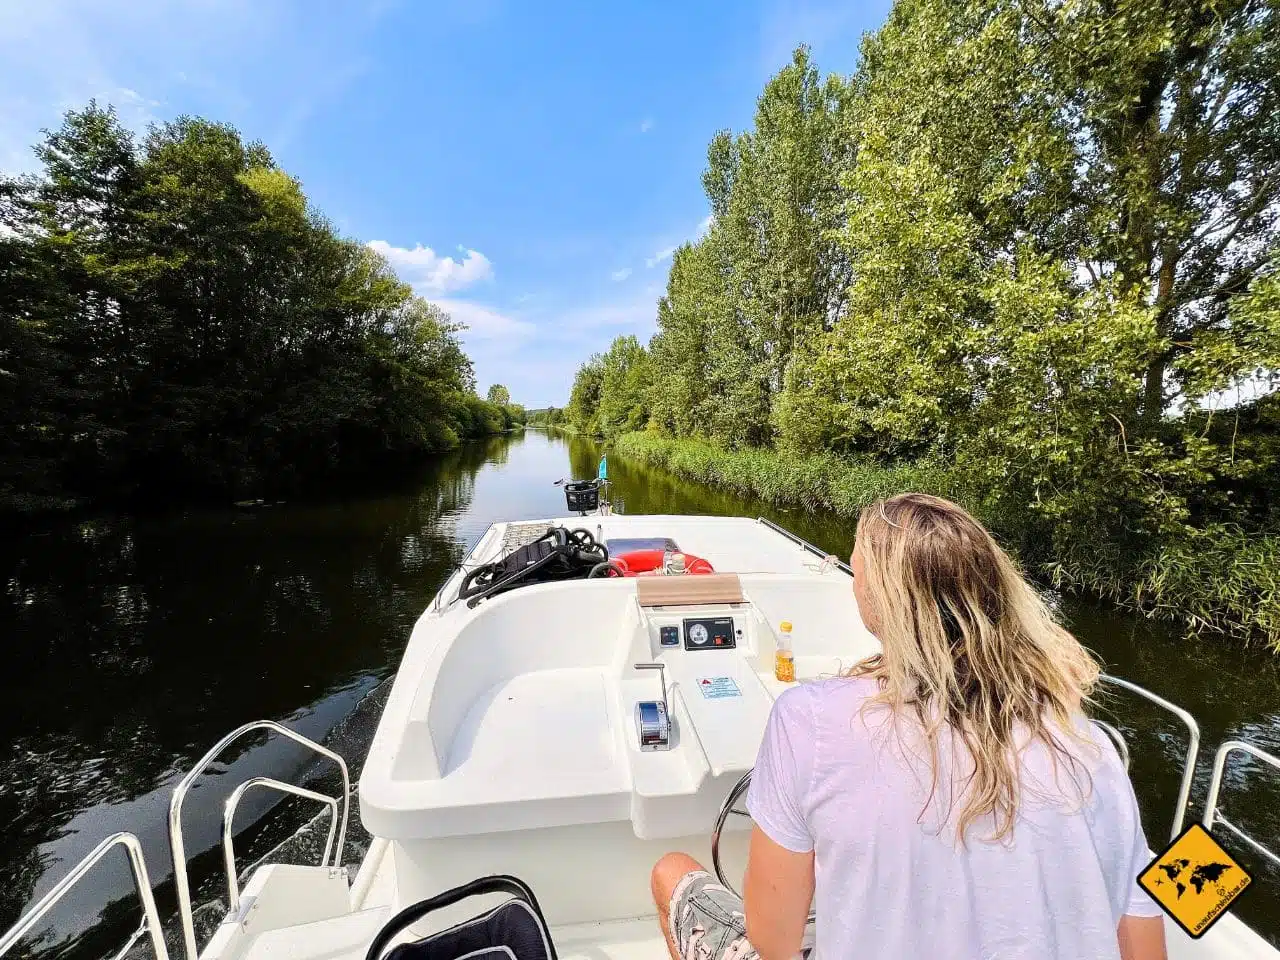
[221,777,342,917]
[1099,675,1201,841]
[0,832,169,960]
[169,720,350,960]
[756,517,852,575]
[1203,740,1280,869]
[433,523,500,613]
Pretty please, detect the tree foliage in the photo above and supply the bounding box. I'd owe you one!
[567,336,652,436]
[566,5,1280,639]
[525,407,566,427]
[1,104,516,512]
[649,48,850,446]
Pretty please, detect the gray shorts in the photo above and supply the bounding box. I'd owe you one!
[668,870,757,960]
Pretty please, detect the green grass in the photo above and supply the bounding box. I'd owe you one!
[1048,525,1280,649]
[614,431,966,512]
[612,431,1280,651]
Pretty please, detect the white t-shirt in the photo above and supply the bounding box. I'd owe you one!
[746,676,1164,960]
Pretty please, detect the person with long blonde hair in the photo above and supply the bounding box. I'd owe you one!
[652,494,1166,960]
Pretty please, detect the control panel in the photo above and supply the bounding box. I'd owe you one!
[683,616,736,651]
[643,606,752,660]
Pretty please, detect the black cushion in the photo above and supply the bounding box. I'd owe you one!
[367,876,557,960]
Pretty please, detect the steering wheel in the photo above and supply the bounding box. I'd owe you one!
[712,769,816,922]
[711,770,755,898]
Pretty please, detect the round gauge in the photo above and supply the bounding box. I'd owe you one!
[689,623,709,646]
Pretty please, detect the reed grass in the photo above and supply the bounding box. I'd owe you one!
[614,431,966,513]
[1048,526,1280,651]
[613,431,1280,651]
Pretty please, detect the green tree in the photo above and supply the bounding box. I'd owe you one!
[649,243,715,437]
[596,335,652,435]
[486,383,511,405]
[566,355,605,434]
[777,0,1280,549]
[0,103,500,513]
[650,47,850,447]
[565,16,1280,639]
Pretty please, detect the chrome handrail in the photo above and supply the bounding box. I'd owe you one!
[433,522,501,612]
[169,721,350,960]
[222,777,341,915]
[1099,675,1201,841]
[756,518,852,575]
[1202,740,1280,869]
[0,832,169,960]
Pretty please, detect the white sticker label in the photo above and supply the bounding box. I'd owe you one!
[697,676,741,699]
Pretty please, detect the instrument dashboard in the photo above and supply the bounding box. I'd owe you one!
[683,616,736,651]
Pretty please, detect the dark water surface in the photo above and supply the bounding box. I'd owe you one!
[3,429,1278,956]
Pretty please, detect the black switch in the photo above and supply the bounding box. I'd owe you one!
[660,626,679,646]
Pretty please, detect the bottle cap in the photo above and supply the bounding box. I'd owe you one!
[780,620,792,632]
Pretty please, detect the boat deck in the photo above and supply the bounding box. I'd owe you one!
[5,515,1277,960]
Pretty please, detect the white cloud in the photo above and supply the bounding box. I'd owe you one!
[612,216,711,281]
[115,86,157,107]
[639,117,655,134]
[549,297,659,336]
[103,85,164,133]
[645,246,676,269]
[432,298,536,341]
[367,240,494,295]
[447,293,663,407]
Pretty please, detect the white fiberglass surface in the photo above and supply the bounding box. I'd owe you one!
[444,667,622,790]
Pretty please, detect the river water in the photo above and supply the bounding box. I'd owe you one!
[3,428,1278,956]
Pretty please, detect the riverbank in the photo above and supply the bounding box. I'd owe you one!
[611,431,1280,651]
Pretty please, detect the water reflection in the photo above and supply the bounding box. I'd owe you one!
[3,428,1279,955]
[0,436,509,957]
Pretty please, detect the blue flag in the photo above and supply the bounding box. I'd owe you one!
[598,455,608,480]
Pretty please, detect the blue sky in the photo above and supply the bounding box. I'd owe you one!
[0,0,892,407]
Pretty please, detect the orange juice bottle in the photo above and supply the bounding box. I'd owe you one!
[775,620,796,682]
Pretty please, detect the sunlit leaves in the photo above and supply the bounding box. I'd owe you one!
[565,0,1280,639]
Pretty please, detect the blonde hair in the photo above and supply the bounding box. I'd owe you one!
[849,493,1100,843]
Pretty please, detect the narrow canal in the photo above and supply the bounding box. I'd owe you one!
[3,428,1277,956]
